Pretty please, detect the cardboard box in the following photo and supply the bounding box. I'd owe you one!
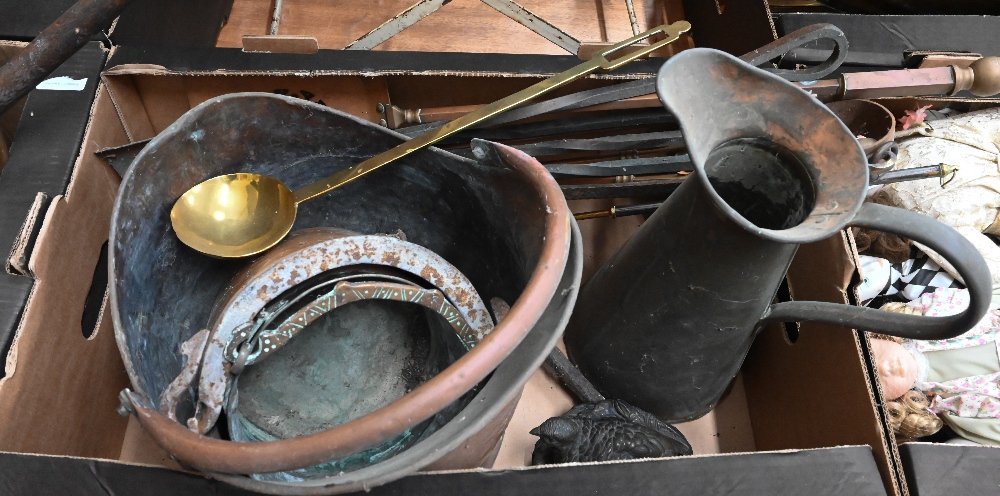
[0,2,901,494]
[899,442,1000,495]
[0,38,123,467]
[110,0,236,48]
[845,95,1000,496]
[0,0,77,41]
[214,0,774,57]
[776,13,1000,58]
[774,13,1000,72]
[0,0,232,47]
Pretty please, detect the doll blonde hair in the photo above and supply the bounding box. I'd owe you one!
[852,190,912,263]
[885,390,943,440]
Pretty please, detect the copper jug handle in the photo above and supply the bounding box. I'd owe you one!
[761,202,992,340]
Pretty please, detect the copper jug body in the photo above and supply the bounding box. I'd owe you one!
[564,49,992,422]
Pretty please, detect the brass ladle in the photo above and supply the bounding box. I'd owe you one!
[170,22,691,258]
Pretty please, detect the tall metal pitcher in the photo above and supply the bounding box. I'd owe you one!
[564,49,993,422]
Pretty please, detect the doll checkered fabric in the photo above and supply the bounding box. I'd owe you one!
[879,252,964,302]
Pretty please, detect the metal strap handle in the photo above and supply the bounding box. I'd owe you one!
[741,23,848,82]
[762,203,992,340]
[228,281,483,369]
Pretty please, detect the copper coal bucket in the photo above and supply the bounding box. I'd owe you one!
[110,93,582,494]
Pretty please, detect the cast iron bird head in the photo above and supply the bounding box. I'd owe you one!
[530,399,692,465]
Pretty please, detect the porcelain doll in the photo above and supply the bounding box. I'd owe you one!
[864,107,1000,289]
[872,288,1000,444]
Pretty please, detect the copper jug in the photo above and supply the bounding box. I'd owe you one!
[564,49,992,422]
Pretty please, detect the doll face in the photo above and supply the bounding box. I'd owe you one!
[871,339,918,400]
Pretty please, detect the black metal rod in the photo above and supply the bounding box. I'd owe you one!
[560,178,683,200]
[871,165,953,185]
[548,155,692,177]
[402,108,677,145]
[574,202,662,220]
[542,347,605,404]
[0,0,136,115]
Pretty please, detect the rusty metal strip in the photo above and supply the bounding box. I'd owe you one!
[345,0,450,50]
[479,0,581,55]
[233,281,483,368]
[221,270,418,363]
[268,0,284,35]
[189,233,494,434]
[158,328,211,424]
[625,0,640,36]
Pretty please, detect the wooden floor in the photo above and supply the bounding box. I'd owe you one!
[217,0,676,54]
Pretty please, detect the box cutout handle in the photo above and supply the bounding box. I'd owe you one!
[242,35,319,54]
[7,193,49,277]
[775,278,799,344]
[81,241,109,339]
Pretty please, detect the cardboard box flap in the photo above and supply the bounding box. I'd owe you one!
[109,0,234,49]
[742,234,900,496]
[0,81,129,457]
[101,74,157,142]
[900,442,1000,495]
[0,42,107,375]
[776,13,1000,71]
[6,192,47,276]
[0,0,76,40]
[106,45,669,79]
[0,445,888,495]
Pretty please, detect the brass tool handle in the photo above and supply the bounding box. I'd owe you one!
[291,21,692,203]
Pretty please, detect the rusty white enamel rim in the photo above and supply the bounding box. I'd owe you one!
[186,231,495,435]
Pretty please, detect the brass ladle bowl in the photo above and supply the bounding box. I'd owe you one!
[170,22,690,258]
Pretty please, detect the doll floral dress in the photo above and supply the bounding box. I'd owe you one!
[903,288,1000,444]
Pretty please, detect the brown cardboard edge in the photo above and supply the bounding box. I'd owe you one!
[844,228,909,496]
[242,35,320,54]
[5,192,47,276]
[438,445,881,475]
[0,78,131,458]
[857,97,1000,496]
[102,73,155,142]
[839,231,907,496]
[856,331,906,496]
[101,64,655,80]
[742,231,904,496]
[81,64,884,487]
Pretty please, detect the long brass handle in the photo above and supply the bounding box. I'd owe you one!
[291,21,691,203]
